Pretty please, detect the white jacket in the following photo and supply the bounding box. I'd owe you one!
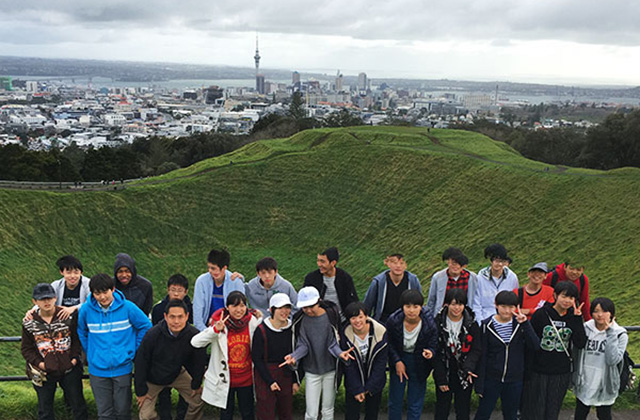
[51,276,91,307]
[191,312,263,408]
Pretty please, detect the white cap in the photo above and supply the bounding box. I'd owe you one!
[296,286,320,308]
[269,293,292,309]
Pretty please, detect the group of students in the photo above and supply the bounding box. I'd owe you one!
[20,244,629,420]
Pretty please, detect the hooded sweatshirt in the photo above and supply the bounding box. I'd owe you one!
[113,253,154,315]
[530,301,587,375]
[573,320,628,406]
[77,288,152,377]
[244,274,298,317]
[472,266,519,322]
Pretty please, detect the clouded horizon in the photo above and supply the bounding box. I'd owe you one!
[2,1,640,86]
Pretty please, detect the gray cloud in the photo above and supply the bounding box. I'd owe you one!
[2,1,640,46]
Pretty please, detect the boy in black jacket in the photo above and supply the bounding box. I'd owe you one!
[135,299,207,420]
[474,291,538,420]
[521,281,587,420]
[150,274,194,420]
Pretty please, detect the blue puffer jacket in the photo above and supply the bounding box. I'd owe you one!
[386,306,438,381]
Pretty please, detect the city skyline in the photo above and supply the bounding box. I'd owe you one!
[2,1,640,86]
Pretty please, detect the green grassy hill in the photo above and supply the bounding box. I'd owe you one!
[2,126,640,415]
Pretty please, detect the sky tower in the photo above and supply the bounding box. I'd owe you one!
[254,36,261,75]
[254,35,264,94]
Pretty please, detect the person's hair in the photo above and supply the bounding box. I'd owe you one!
[495,290,518,306]
[505,256,513,265]
[344,302,367,320]
[167,274,189,290]
[207,249,230,268]
[269,304,292,317]
[444,288,468,306]
[442,247,468,266]
[554,281,579,299]
[320,247,340,263]
[400,289,424,306]
[256,257,278,272]
[226,290,247,307]
[565,260,585,269]
[165,298,189,315]
[56,255,83,272]
[386,253,404,260]
[484,243,508,261]
[590,297,615,318]
[89,273,115,293]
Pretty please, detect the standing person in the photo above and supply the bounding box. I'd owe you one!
[363,253,422,324]
[573,298,628,420]
[280,286,353,420]
[245,257,298,318]
[340,302,388,420]
[193,249,245,331]
[21,283,88,420]
[544,260,591,321]
[472,243,519,323]
[386,289,438,420]
[521,282,587,420]
[113,253,154,315]
[474,291,538,420]
[433,288,481,420]
[77,273,152,420]
[24,255,91,321]
[150,274,194,420]
[513,262,554,320]
[427,248,477,316]
[135,299,207,420]
[251,293,299,420]
[303,247,358,316]
[191,291,262,420]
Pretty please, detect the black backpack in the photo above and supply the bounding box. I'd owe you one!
[619,348,636,393]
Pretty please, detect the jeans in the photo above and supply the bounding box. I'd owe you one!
[220,385,254,420]
[344,390,382,420]
[388,352,427,420]
[304,371,337,420]
[33,364,88,420]
[473,378,522,420]
[90,373,132,420]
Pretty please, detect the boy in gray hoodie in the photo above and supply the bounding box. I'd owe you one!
[245,257,298,317]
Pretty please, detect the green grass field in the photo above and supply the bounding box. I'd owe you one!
[2,126,640,417]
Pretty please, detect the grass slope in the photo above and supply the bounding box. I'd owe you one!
[1,127,640,416]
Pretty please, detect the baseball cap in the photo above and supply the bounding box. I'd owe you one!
[32,283,56,300]
[297,286,320,308]
[528,262,548,273]
[270,293,292,309]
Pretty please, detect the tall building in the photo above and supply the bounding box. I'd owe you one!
[292,71,300,85]
[204,85,224,104]
[256,75,265,95]
[358,72,367,91]
[335,70,343,92]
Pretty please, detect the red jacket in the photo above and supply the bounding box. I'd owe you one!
[543,263,591,321]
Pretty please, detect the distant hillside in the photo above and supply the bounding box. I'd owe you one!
[2,126,640,366]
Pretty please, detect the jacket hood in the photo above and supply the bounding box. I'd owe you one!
[88,288,126,312]
[344,317,386,343]
[555,263,567,278]
[114,253,138,283]
[584,319,625,336]
[264,317,292,332]
[249,274,287,290]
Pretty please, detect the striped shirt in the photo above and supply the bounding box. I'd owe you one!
[491,317,513,343]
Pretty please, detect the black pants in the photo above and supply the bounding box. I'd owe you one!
[434,371,472,420]
[221,385,254,420]
[34,364,88,420]
[574,398,612,420]
[520,371,571,420]
[344,391,382,420]
[157,387,188,420]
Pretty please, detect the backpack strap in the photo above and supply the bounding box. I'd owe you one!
[258,323,268,360]
[517,287,524,307]
[550,270,559,287]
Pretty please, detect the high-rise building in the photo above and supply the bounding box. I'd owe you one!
[358,72,368,91]
[335,70,343,92]
[204,85,224,104]
[292,71,300,85]
[0,76,12,91]
[256,75,265,94]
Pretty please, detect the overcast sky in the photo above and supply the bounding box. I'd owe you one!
[2,1,640,86]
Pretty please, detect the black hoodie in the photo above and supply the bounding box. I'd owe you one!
[113,253,154,315]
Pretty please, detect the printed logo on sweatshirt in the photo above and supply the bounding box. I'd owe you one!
[585,338,606,353]
[541,325,572,352]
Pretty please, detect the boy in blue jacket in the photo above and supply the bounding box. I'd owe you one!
[474,291,539,420]
[78,273,152,420]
